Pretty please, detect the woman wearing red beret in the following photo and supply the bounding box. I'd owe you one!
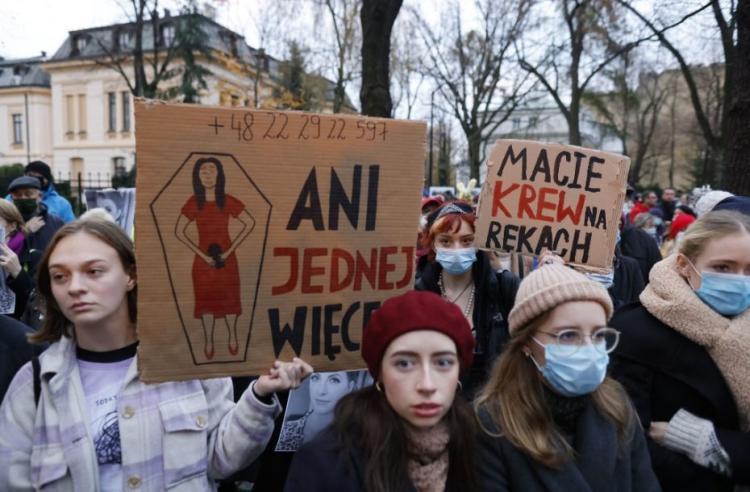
[285,290,478,492]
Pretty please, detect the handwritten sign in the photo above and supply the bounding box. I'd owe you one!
[475,140,629,271]
[135,100,425,382]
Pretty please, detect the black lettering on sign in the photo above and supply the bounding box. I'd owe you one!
[496,145,528,179]
[327,118,346,140]
[585,156,604,192]
[529,149,552,183]
[230,113,254,141]
[287,168,325,230]
[365,165,379,231]
[324,304,342,361]
[329,166,361,230]
[269,307,307,357]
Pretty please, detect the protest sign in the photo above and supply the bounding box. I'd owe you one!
[475,140,630,271]
[135,100,425,382]
[84,188,136,235]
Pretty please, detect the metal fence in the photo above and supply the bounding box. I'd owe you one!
[0,170,135,216]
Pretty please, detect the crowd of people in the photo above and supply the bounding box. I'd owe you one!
[0,163,748,491]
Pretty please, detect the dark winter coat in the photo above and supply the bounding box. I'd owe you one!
[285,428,418,492]
[609,251,645,310]
[476,401,660,492]
[20,204,64,278]
[416,252,520,398]
[610,303,750,491]
[0,315,36,402]
[619,226,661,283]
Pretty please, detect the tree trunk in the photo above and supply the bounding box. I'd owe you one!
[359,0,402,117]
[467,130,482,181]
[568,94,582,145]
[722,0,750,195]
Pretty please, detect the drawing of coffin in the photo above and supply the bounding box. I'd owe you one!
[150,152,272,365]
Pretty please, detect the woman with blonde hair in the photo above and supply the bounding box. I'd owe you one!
[611,210,750,491]
[476,264,659,491]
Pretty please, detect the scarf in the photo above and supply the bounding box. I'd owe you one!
[405,420,450,492]
[640,255,750,430]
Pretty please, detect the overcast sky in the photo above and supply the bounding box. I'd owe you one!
[0,0,239,58]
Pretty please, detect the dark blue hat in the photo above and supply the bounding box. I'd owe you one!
[714,195,750,216]
[8,175,42,192]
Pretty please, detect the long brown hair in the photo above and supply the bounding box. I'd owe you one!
[475,312,634,469]
[0,198,28,235]
[334,385,477,492]
[29,219,137,344]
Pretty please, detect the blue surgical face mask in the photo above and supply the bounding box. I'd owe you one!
[644,227,657,237]
[436,247,476,275]
[585,270,614,290]
[529,338,609,397]
[688,264,750,316]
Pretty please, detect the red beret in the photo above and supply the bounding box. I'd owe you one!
[361,291,474,378]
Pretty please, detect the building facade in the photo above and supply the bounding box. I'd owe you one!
[0,11,347,184]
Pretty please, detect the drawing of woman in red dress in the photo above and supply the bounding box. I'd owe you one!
[175,157,255,360]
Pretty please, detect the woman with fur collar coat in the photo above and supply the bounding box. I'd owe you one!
[610,210,750,492]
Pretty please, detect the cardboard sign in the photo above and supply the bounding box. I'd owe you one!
[475,140,630,271]
[135,100,425,382]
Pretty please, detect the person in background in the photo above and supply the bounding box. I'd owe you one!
[286,290,478,492]
[416,201,520,398]
[611,210,750,491]
[475,264,659,491]
[630,191,657,223]
[657,188,677,222]
[0,199,33,320]
[679,193,691,207]
[0,219,313,490]
[621,211,662,283]
[23,160,75,223]
[660,205,697,258]
[7,176,64,278]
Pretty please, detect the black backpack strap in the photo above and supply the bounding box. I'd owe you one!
[31,355,41,407]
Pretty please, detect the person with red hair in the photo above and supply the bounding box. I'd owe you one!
[416,201,520,398]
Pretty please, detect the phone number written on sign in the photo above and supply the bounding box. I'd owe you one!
[206,113,388,142]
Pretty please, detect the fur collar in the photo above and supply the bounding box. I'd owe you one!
[640,255,750,430]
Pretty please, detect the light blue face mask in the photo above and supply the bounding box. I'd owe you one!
[693,270,750,316]
[436,247,477,275]
[585,271,615,290]
[529,338,609,397]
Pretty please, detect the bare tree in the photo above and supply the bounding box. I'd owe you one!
[97,0,178,97]
[312,0,362,113]
[245,0,293,107]
[414,0,535,180]
[520,0,710,146]
[615,0,750,192]
[582,50,671,184]
[387,5,422,118]
[360,0,403,117]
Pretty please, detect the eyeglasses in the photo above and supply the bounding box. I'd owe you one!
[535,327,621,356]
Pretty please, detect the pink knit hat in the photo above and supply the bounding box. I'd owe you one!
[508,264,613,335]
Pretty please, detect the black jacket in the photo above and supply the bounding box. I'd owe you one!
[285,428,419,492]
[610,303,749,491]
[619,226,661,283]
[0,315,36,402]
[21,204,64,278]
[609,251,645,311]
[416,252,520,398]
[476,402,660,492]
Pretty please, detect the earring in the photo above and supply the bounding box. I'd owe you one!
[456,381,463,392]
[375,381,383,393]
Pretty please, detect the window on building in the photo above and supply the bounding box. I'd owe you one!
[230,94,240,107]
[65,95,75,136]
[122,92,130,132]
[528,116,538,128]
[108,92,117,132]
[74,35,89,53]
[160,23,175,46]
[112,157,127,177]
[12,114,23,144]
[511,117,522,130]
[77,94,87,136]
[118,30,132,50]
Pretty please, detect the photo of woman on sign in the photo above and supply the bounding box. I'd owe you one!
[175,156,255,360]
[276,370,372,452]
